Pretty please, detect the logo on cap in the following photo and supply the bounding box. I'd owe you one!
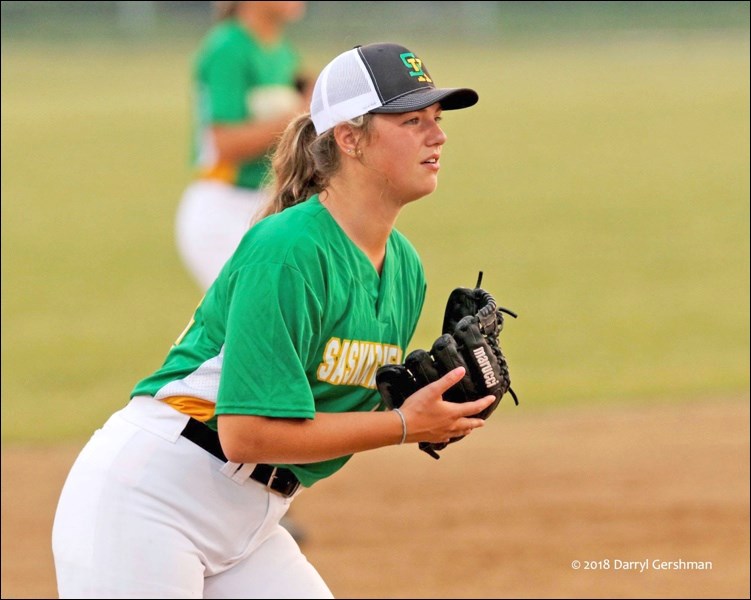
[399,53,433,84]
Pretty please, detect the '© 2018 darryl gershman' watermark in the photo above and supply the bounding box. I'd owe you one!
[570,559,713,572]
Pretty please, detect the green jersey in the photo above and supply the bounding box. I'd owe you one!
[132,195,426,487]
[191,19,301,189]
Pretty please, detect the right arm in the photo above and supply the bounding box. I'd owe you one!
[218,367,494,464]
[199,34,307,165]
[210,109,301,164]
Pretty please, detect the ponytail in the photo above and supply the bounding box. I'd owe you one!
[254,112,374,224]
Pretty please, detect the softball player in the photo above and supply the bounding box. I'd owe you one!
[52,42,491,599]
[175,1,310,291]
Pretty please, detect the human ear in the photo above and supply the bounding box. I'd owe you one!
[334,124,360,156]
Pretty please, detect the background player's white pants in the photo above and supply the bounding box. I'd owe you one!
[175,181,267,291]
[52,396,333,599]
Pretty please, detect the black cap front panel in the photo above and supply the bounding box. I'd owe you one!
[357,43,436,105]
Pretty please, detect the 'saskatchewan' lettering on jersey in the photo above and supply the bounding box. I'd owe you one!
[317,338,402,388]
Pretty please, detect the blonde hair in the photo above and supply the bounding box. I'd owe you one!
[253,113,374,223]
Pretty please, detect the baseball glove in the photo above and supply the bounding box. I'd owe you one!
[376,272,518,459]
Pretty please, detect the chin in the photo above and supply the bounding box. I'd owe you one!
[403,190,436,206]
[417,182,439,199]
[392,179,438,205]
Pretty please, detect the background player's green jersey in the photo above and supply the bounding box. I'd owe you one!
[132,195,426,486]
[191,18,301,189]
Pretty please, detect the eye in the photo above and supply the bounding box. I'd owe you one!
[435,115,443,124]
[404,116,420,125]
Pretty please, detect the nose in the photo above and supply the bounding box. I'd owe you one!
[430,121,447,147]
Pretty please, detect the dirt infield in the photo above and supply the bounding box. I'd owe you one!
[2,399,749,599]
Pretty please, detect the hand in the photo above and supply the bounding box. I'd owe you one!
[399,367,495,445]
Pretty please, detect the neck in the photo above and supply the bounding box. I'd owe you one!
[319,184,401,274]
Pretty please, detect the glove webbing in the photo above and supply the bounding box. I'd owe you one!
[474,272,519,406]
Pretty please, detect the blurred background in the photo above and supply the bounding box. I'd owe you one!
[2,1,749,598]
[3,0,748,441]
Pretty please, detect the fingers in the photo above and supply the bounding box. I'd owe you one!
[456,394,496,417]
[401,377,495,446]
[457,411,489,435]
[427,366,466,395]
[445,395,495,441]
[447,412,487,442]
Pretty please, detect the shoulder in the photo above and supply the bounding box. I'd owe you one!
[390,228,423,267]
[234,197,332,268]
[197,21,252,60]
[389,227,419,255]
[388,228,426,293]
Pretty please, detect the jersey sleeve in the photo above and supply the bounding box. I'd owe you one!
[215,262,323,418]
[201,42,250,123]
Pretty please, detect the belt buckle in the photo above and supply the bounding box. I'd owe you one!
[265,466,279,491]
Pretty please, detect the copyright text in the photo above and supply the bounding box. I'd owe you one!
[570,559,713,572]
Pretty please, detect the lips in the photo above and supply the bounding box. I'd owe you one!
[422,154,441,171]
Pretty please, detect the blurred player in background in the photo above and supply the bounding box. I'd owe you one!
[175,0,311,291]
[175,0,311,542]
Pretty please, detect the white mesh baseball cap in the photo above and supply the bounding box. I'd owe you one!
[310,42,479,135]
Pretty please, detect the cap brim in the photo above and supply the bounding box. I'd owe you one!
[369,87,478,114]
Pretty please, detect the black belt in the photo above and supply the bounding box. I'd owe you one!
[180,417,301,498]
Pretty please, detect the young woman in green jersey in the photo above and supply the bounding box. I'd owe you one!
[52,42,493,599]
[175,1,311,291]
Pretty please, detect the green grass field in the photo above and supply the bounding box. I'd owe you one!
[2,25,749,442]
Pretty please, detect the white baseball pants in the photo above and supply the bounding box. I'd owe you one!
[52,396,333,599]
